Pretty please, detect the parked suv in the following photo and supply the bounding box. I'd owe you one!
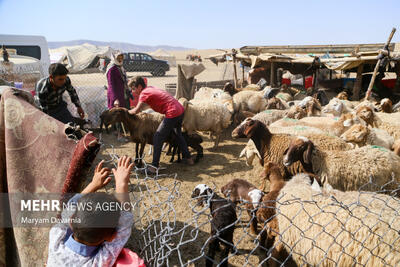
[103,52,169,76]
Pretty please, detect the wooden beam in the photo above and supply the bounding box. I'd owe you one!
[240,43,396,55]
[365,28,396,101]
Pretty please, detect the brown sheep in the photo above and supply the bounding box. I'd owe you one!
[221,179,263,234]
[356,105,376,126]
[106,107,163,166]
[266,97,288,110]
[231,118,306,182]
[256,162,300,267]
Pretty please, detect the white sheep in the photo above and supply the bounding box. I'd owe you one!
[232,90,267,113]
[179,98,231,148]
[193,87,234,113]
[340,123,394,149]
[272,173,400,266]
[321,97,352,116]
[283,136,400,192]
[270,112,365,137]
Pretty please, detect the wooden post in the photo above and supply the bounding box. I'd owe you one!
[394,63,400,93]
[232,49,238,89]
[242,62,245,88]
[353,64,364,101]
[270,62,275,87]
[365,27,396,100]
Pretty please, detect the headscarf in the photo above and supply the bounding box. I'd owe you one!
[106,52,125,75]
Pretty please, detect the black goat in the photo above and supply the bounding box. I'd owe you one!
[169,132,203,163]
[191,184,237,267]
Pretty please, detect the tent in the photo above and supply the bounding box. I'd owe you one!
[149,49,176,67]
[49,43,116,72]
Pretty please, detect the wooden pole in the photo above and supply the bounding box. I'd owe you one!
[394,63,400,93]
[353,64,364,101]
[232,49,238,89]
[365,28,396,101]
[270,62,275,87]
[242,62,245,88]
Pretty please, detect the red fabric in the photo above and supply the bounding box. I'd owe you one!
[281,78,291,86]
[62,133,100,196]
[113,248,146,267]
[305,76,313,89]
[129,90,139,108]
[139,86,184,118]
[381,79,396,89]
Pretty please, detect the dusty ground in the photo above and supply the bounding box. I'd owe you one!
[85,125,268,267]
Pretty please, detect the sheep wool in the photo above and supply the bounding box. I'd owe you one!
[275,173,400,266]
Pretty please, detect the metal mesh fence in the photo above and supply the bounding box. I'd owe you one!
[97,144,400,267]
[1,57,245,129]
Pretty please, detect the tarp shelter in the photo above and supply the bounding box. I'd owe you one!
[149,49,177,67]
[175,63,205,100]
[49,43,116,72]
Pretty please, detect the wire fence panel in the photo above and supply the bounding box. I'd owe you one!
[97,145,400,267]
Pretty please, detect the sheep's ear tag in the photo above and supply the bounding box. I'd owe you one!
[343,119,352,127]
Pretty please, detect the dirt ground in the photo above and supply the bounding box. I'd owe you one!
[85,125,268,266]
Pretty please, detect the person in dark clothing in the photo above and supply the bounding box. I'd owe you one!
[35,63,85,124]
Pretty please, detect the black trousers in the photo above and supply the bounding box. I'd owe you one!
[152,113,190,167]
[47,101,75,124]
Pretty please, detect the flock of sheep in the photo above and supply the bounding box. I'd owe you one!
[100,84,400,266]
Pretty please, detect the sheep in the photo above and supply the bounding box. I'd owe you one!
[378,98,392,113]
[255,162,286,252]
[265,96,289,110]
[99,109,117,133]
[282,136,400,192]
[393,139,400,156]
[321,97,352,116]
[340,123,394,149]
[232,90,267,113]
[270,112,365,137]
[191,184,237,267]
[179,98,231,148]
[105,107,163,166]
[336,91,348,100]
[249,107,305,127]
[355,105,400,139]
[221,179,263,234]
[241,127,353,167]
[169,132,203,163]
[275,92,293,102]
[232,118,306,181]
[222,82,237,96]
[272,173,400,266]
[297,96,322,117]
[239,139,261,167]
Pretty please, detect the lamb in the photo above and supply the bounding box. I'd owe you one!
[106,107,164,165]
[282,136,400,192]
[272,173,400,266]
[221,179,263,234]
[340,123,394,149]
[239,139,261,167]
[179,98,231,148]
[270,112,365,137]
[191,184,237,267]
[232,118,306,181]
[232,90,267,113]
[169,132,203,163]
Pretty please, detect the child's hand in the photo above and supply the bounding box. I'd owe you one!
[82,160,111,193]
[113,156,134,193]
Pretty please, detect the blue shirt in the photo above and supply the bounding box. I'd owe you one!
[46,194,134,267]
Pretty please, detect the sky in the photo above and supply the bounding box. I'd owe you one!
[1,0,399,49]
